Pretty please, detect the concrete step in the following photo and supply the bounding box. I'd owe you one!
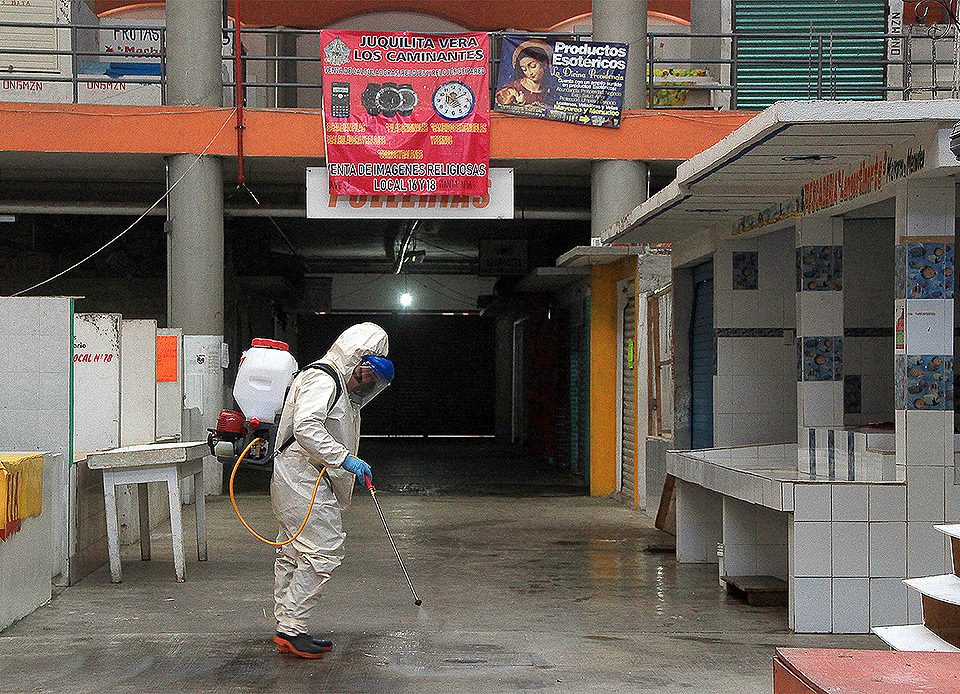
[873,625,960,652]
[904,575,960,606]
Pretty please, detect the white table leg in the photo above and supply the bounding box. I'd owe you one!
[103,474,122,583]
[137,483,151,561]
[166,469,186,582]
[194,467,207,562]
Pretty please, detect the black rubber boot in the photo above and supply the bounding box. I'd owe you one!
[273,631,329,659]
[311,637,334,652]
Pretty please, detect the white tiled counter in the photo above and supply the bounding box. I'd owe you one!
[668,443,911,634]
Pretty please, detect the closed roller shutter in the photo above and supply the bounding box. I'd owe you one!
[621,283,636,499]
[0,0,60,73]
[690,263,714,450]
[733,0,887,109]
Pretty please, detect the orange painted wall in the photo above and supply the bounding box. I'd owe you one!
[0,104,754,161]
[589,257,637,497]
[95,1,692,30]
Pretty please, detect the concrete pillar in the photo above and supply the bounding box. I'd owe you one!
[591,0,648,241]
[165,0,225,335]
[267,30,299,108]
[796,217,845,476]
[165,0,226,495]
[893,179,954,616]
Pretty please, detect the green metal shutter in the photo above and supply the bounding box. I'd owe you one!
[733,0,887,109]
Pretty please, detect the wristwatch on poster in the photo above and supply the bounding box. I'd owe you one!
[361,83,418,117]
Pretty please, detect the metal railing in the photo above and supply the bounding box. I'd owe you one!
[2,21,960,110]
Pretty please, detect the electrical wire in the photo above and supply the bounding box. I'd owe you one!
[10,108,238,297]
[416,237,476,260]
[415,273,478,302]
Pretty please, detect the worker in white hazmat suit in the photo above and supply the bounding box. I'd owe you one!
[271,322,393,659]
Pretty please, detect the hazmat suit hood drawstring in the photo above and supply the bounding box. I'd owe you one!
[321,322,389,378]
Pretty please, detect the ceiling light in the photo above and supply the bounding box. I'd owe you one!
[399,292,413,308]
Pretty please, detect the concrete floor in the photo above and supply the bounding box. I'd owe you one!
[0,486,880,693]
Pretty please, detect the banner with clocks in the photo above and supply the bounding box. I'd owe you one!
[319,30,490,197]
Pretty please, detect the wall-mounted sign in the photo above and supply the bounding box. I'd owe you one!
[307,166,513,219]
[494,35,628,128]
[478,238,528,276]
[734,140,928,235]
[319,30,490,196]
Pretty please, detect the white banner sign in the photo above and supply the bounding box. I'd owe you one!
[307,167,514,219]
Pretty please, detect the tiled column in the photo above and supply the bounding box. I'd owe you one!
[796,217,845,471]
[893,178,955,620]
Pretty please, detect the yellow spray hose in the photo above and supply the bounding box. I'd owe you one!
[229,437,326,547]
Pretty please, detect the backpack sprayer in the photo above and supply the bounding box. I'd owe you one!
[207,339,422,604]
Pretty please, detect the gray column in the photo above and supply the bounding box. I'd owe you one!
[167,155,225,335]
[165,0,225,336]
[166,0,224,108]
[591,0,648,240]
[267,30,299,108]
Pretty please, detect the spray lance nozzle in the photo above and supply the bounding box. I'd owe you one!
[364,473,422,606]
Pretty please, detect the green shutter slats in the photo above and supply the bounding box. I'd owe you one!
[733,0,887,108]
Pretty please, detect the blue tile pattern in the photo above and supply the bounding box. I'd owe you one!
[797,245,842,291]
[905,242,954,299]
[801,336,843,381]
[732,251,759,290]
[902,354,954,410]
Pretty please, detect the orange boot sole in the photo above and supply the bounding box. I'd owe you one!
[273,634,327,659]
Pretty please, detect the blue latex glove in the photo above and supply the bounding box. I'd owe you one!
[341,454,372,486]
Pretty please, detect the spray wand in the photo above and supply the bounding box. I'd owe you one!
[364,475,422,606]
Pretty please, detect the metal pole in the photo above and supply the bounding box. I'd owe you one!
[366,481,421,605]
[70,25,78,104]
[731,34,738,109]
[647,34,655,108]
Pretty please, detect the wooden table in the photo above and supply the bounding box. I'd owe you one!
[86,442,208,583]
[774,648,960,693]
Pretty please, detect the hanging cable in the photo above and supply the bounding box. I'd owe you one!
[233,0,246,187]
[10,108,238,297]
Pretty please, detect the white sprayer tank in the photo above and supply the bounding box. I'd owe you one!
[233,339,299,423]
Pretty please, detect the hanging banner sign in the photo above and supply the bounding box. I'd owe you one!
[493,35,628,128]
[319,30,490,197]
[307,167,513,219]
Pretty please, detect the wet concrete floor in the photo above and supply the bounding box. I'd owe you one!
[0,492,877,693]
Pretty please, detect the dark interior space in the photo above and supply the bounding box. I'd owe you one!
[297,312,496,436]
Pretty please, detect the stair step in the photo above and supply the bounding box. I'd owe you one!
[904,574,960,606]
[873,625,960,652]
[934,524,960,540]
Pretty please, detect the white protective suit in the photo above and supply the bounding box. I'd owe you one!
[271,322,389,636]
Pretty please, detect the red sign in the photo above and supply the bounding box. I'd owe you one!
[320,30,490,197]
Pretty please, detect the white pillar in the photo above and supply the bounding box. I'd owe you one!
[796,217,845,475]
[893,179,954,619]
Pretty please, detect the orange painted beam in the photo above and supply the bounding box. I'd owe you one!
[95,1,692,30]
[0,103,754,161]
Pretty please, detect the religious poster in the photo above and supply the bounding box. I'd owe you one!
[493,35,628,128]
[320,30,490,196]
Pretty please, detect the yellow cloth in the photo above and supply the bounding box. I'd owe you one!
[0,453,44,539]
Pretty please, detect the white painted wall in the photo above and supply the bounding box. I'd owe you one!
[120,319,157,446]
[0,297,74,626]
[156,328,184,441]
[183,335,225,495]
[714,229,798,446]
[73,313,121,454]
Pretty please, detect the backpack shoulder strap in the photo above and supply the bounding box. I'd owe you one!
[276,362,343,456]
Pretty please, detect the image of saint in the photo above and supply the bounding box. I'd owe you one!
[495,41,553,110]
